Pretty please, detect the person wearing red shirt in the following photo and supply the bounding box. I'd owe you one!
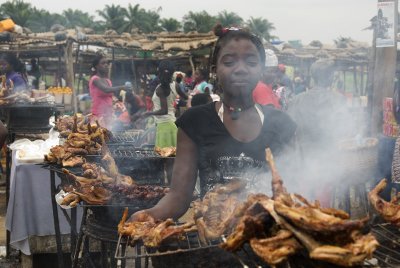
[252,72,281,109]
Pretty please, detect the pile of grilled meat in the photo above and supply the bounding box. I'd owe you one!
[119,148,379,267]
[55,114,101,138]
[45,115,111,167]
[60,147,168,207]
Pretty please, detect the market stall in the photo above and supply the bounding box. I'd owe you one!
[5,151,83,255]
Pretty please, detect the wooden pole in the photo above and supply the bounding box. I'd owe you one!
[353,64,358,96]
[371,0,398,135]
[57,45,62,86]
[64,40,76,112]
[360,65,365,96]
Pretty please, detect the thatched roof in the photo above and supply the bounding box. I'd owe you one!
[0,29,217,53]
[276,42,370,68]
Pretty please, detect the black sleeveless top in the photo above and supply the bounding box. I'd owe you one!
[176,102,296,196]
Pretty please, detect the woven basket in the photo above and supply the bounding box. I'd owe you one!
[336,138,379,183]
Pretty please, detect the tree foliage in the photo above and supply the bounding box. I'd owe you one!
[0,0,278,38]
[160,18,181,32]
[246,17,276,42]
[0,0,33,27]
[28,8,66,32]
[182,11,216,33]
[97,4,126,33]
[63,9,96,29]
[217,10,243,28]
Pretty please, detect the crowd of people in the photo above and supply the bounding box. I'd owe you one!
[91,50,314,146]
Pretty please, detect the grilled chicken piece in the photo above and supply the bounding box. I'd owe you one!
[258,198,378,267]
[62,155,85,167]
[221,210,271,252]
[83,169,98,179]
[215,179,247,194]
[65,147,88,155]
[82,163,102,179]
[143,219,196,248]
[194,181,246,244]
[368,178,400,226]
[44,153,57,163]
[265,148,291,204]
[309,231,379,267]
[67,133,91,143]
[116,174,134,186]
[154,146,176,157]
[87,142,102,155]
[102,152,119,177]
[61,168,110,205]
[119,208,195,248]
[65,139,89,149]
[71,186,110,205]
[273,199,368,233]
[62,168,98,185]
[60,192,81,207]
[250,229,302,266]
[50,145,66,159]
[82,163,100,171]
[220,194,273,251]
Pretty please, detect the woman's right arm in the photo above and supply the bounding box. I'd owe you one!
[131,128,198,221]
[92,78,124,94]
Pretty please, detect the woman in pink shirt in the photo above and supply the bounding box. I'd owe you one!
[89,54,128,128]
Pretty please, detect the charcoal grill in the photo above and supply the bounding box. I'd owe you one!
[115,223,400,268]
[115,228,260,268]
[0,102,56,132]
[41,146,174,185]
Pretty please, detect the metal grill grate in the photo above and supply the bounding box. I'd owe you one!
[115,223,400,268]
[366,223,400,267]
[115,228,222,260]
[111,148,163,159]
[109,131,143,145]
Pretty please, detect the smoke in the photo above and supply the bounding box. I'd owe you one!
[271,88,366,204]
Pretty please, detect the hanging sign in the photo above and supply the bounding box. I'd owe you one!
[376,0,396,47]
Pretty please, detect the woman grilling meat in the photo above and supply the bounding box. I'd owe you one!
[89,54,130,128]
[129,25,296,267]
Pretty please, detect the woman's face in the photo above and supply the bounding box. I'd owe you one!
[96,58,109,75]
[216,38,262,100]
[0,59,11,74]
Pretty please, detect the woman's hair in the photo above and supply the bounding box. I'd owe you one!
[157,60,174,97]
[191,93,212,107]
[211,24,266,68]
[310,59,336,88]
[0,53,25,73]
[91,53,105,76]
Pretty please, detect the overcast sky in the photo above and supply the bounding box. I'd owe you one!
[22,0,377,44]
